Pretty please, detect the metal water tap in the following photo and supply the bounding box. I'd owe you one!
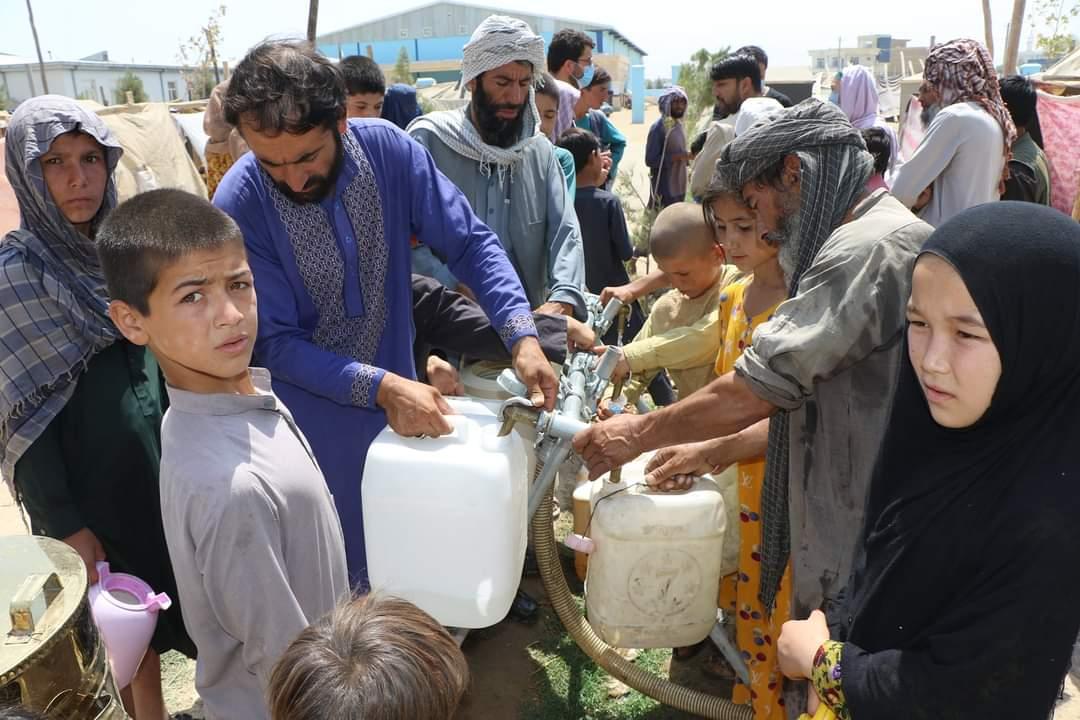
[496,295,627,519]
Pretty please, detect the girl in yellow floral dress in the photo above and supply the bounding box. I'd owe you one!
[714,191,793,717]
[649,190,792,717]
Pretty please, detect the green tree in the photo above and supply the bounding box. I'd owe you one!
[390,46,413,84]
[1029,0,1080,59]
[114,72,149,104]
[677,46,730,129]
[0,85,11,111]
[178,3,226,100]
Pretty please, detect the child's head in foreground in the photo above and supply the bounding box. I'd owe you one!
[268,593,469,720]
[703,187,778,277]
[96,188,256,394]
[649,202,725,299]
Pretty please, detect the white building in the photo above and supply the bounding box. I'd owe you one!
[0,52,192,107]
[808,35,930,79]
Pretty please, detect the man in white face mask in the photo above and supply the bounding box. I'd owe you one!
[547,28,596,138]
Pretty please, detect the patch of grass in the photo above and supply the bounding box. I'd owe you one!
[522,605,687,720]
[519,549,701,720]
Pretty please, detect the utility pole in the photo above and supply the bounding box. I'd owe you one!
[1003,0,1027,74]
[307,0,319,45]
[982,0,995,59]
[206,27,221,85]
[24,0,49,94]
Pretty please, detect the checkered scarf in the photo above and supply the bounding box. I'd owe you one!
[712,98,873,612]
[924,38,1016,156]
[0,96,123,492]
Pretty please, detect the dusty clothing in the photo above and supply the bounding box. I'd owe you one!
[646,118,688,208]
[735,191,931,616]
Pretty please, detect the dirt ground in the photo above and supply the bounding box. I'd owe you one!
[155,576,556,720]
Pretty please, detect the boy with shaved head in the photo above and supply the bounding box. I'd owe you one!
[613,203,739,405]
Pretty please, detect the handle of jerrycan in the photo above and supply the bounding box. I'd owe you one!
[144,591,172,611]
[95,561,110,584]
[410,413,466,442]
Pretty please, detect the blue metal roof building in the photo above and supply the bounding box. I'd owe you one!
[316,1,646,88]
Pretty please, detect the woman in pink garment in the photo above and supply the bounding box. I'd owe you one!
[839,65,899,178]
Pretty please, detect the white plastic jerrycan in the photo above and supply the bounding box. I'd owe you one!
[584,454,727,649]
[88,562,172,689]
[362,397,529,628]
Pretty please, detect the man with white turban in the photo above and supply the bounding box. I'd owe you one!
[409,15,587,319]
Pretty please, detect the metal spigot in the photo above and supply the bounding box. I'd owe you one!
[606,305,631,484]
[497,397,540,437]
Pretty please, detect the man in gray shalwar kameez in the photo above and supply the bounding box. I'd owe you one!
[408,15,586,320]
[574,98,932,646]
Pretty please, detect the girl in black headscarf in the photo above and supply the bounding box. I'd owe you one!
[776,201,1080,719]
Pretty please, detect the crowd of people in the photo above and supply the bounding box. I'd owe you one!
[0,12,1078,720]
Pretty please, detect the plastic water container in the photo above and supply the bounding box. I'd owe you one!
[88,562,172,689]
[584,455,727,649]
[460,360,562,401]
[362,398,529,628]
[460,361,514,401]
[572,481,593,581]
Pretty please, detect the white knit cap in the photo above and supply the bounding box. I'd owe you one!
[461,15,546,86]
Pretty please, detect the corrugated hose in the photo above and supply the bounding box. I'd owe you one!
[531,457,754,720]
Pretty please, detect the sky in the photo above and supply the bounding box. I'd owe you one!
[0,0,1054,78]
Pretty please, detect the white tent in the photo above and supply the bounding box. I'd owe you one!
[94,103,207,201]
[1044,47,1080,79]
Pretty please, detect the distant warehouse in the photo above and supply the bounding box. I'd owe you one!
[316,1,647,96]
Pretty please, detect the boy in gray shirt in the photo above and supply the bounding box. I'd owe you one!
[97,189,349,720]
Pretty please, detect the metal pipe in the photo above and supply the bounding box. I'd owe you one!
[543,412,588,440]
[592,298,624,338]
[526,440,571,520]
[710,619,751,686]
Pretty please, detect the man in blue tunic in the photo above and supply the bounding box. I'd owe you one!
[213,40,556,587]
